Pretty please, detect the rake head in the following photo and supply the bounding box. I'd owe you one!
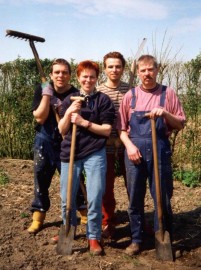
[6,29,45,43]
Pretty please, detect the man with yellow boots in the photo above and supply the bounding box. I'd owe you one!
[28,58,86,234]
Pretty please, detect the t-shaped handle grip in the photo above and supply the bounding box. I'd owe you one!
[70,96,85,102]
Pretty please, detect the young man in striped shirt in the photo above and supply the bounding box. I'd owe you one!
[97,52,129,239]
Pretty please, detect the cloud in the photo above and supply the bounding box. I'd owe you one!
[75,0,169,19]
[173,16,201,34]
[2,0,169,20]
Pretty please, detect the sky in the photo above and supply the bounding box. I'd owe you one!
[1,0,201,64]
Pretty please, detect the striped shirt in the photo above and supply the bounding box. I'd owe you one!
[97,81,129,153]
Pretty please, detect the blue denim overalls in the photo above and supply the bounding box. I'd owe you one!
[125,86,173,244]
[31,113,61,212]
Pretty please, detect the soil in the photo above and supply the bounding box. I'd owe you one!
[0,158,200,270]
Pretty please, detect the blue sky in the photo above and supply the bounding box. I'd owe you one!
[1,0,201,64]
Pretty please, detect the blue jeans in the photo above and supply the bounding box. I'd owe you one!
[60,147,106,240]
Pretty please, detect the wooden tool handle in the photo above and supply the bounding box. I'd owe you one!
[66,123,77,210]
[70,96,85,101]
[151,118,163,232]
[65,123,77,233]
[29,40,46,81]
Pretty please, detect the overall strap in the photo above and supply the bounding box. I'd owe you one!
[130,88,136,109]
[160,85,167,107]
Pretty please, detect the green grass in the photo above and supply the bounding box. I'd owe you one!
[20,212,30,218]
[173,169,200,187]
[0,168,9,185]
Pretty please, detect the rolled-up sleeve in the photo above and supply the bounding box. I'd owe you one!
[99,95,115,125]
[117,90,132,131]
[165,87,186,130]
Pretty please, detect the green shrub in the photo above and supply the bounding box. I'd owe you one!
[173,169,200,188]
[0,168,9,185]
[0,55,201,188]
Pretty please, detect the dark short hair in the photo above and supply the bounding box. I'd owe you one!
[76,60,99,77]
[103,51,126,68]
[137,55,158,69]
[50,58,71,75]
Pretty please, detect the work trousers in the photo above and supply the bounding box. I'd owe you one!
[102,152,126,226]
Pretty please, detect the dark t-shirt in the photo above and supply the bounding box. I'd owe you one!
[60,91,115,162]
[32,84,79,143]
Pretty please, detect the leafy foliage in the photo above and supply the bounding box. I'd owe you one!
[0,58,41,158]
[173,169,200,188]
[0,168,9,185]
[174,54,201,187]
[0,55,200,187]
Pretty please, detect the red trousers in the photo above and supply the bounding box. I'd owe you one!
[102,152,127,226]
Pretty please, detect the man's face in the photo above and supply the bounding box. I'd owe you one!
[104,58,124,82]
[137,60,158,89]
[50,64,71,91]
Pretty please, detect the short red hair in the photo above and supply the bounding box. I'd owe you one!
[76,60,99,77]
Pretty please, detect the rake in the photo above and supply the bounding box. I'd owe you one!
[6,29,61,124]
[6,29,46,83]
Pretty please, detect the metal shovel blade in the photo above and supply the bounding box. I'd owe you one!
[56,224,75,255]
[155,230,173,261]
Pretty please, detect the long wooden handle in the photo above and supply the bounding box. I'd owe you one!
[29,40,46,82]
[151,118,163,233]
[67,124,77,210]
[29,40,61,123]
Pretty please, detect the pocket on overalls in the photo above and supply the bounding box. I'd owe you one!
[136,114,151,136]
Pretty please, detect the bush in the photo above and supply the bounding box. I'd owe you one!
[173,169,200,188]
[0,56,200,187]
[0,168,9,185]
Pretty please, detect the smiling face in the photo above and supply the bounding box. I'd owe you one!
[104,58,124,83]
[77,68,98,94]
[137,59,159,89]
[50,64,71,92]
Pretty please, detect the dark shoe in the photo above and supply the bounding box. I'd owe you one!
[102,224,115,239]
[89,239,103,256]
[125,243,141,256]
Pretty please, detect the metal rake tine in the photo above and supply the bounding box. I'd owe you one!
[6,29,45,43]
[5,28,47,82]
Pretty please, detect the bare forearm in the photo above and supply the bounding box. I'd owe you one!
[148,107,184,131]
[163,110,184,130]
[119,130,134,149]
[70,112,112,137]
[119,130,142,164]
[84,121,112,137]
[58,112,71,136]
[33,96,51,124]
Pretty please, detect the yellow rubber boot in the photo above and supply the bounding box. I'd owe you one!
[27,211,46,234]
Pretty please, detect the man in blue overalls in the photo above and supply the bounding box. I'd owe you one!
[27,58,83,234]
[117,55,186,255]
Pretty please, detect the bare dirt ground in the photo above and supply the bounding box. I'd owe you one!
[0,158,200,270]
